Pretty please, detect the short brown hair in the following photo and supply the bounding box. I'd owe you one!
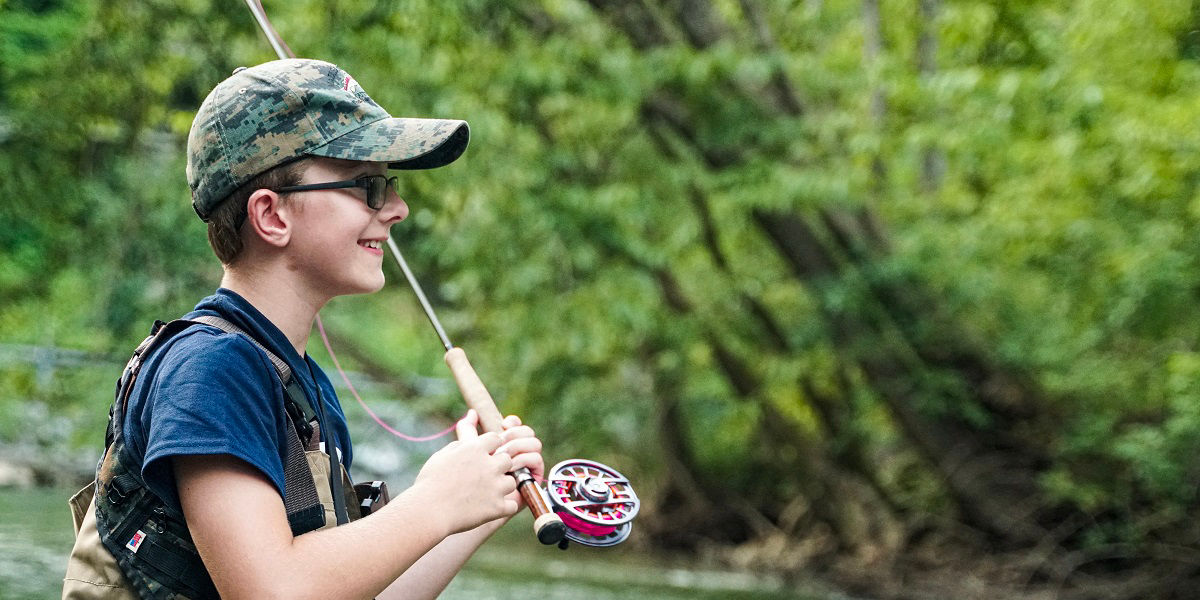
[206,158,309,265]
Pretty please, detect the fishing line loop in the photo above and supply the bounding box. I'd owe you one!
[315,314,457,442]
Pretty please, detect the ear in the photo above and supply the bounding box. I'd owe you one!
[244,189,293,248]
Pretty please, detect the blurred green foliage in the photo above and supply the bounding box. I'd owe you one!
[2,0,1199,585]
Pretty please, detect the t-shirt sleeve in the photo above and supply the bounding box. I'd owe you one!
[140,330,289,514]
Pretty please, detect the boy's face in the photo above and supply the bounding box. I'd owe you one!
[283,157,409,298]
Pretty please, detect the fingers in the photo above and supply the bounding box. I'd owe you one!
[499,467,517,494]
[499,424,535,444]
[472,431,505,455]
[453,423,508,469]
[455,410,540,482]
[491,449,514,473]
[509,455,544,480]
[496,423,543,477]
[455,409,479,441]
[503,497,520,516]
[496,436,542,461]
[491,451,518,507]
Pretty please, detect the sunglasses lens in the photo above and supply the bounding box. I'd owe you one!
[367,176,385,209]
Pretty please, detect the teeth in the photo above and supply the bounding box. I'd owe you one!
[361,240,382,249]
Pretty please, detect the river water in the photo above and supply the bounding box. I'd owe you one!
[1,486,823,599]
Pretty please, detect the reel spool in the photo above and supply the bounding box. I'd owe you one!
[543,459,639,548]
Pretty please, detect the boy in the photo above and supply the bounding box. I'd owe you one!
[64,58,543,599]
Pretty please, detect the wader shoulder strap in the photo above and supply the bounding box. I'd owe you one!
[188,315,345,528]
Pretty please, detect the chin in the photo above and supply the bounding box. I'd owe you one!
[333,273,386,297]
[358,274,387,295]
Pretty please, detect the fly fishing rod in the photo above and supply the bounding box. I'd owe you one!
[385,241,567,544]
[387,239,640,547]
[245,0,639,548]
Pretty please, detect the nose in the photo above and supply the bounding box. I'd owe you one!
[379,188,409,224]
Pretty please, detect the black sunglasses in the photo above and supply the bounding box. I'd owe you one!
[273,175,398,210]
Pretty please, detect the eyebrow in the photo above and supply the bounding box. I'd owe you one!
[321,157,381,179]
[349,167,386,179]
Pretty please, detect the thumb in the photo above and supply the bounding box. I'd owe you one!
[455,409,479,441]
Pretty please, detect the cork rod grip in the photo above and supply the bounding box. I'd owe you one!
[444,348,506,432]
[444,347,566,545]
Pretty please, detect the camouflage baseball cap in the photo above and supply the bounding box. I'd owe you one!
[186,58,469,220]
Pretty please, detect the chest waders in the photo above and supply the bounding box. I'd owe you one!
[63,317,360,599]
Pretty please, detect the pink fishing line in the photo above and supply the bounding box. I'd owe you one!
[315,314,456,442]
[557,510,618,536]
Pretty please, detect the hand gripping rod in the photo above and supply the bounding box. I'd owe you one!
[243,0,565,546]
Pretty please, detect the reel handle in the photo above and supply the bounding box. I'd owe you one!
[444,347,566,545]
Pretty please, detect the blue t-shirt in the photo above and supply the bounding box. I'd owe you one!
[121,288,352,517]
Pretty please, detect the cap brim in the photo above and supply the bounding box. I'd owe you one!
[307,117,469,170]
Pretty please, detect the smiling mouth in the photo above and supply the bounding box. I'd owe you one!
[359,240,383,250]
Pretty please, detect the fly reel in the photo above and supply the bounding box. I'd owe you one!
[542,459,639,548]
